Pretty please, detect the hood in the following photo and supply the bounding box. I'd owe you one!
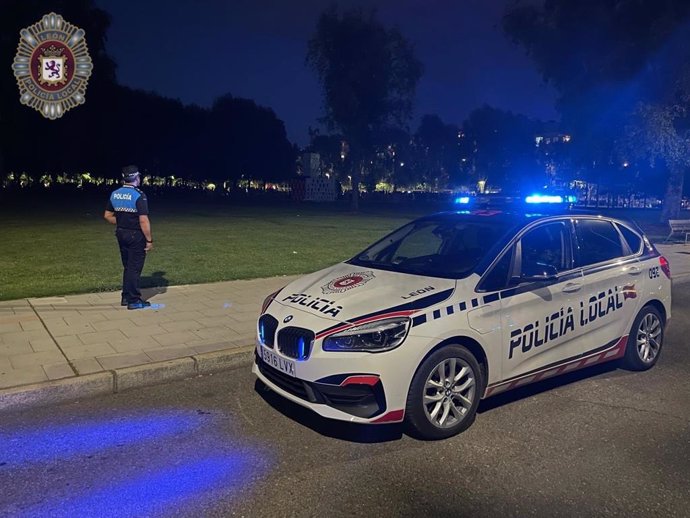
[270,262,456,324]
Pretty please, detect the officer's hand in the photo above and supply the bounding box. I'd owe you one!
[145,242,154,252]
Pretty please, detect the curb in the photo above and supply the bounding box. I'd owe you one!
[0,345,255,414]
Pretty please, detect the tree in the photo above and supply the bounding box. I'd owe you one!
[307,6,423,210]
[461,105,540,191]
[621,67,690,220]
[0,0,118,177]
[504,0,690,219]
[414,115,461,190]
[206,94,295,184]
[0,2,296,185]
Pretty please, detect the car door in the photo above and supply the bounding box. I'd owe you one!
[494,219,586,381]
[573,217,642,350]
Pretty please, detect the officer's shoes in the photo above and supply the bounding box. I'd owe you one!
[127,300,151,310]
[121,297,128,306]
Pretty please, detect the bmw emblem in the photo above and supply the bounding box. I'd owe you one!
[283,315,293,323]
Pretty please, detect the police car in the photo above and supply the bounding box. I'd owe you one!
[252,204,672,439]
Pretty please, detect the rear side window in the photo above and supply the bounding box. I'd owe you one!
[616,224,643,254]
[575,219,624,267]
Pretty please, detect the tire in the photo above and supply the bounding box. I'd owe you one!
[621,305,664,371]
[405,345,483,440]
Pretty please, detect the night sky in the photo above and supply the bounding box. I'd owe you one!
[95,0,558,145]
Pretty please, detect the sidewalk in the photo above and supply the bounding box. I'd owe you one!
[0,274,298,411]
[1,244,689,412]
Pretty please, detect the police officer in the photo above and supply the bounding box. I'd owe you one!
[104,165,154,310]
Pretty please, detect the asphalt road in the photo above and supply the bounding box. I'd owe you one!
[1,286,689,518]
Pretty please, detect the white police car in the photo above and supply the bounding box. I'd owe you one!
[252,208,672,439]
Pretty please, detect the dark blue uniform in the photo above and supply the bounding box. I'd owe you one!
[106,185,149,304]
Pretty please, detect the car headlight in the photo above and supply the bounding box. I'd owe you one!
[323,317,411,353]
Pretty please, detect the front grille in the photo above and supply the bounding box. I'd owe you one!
[258,314,279,348]
[256,355,309,400]
[277,327,314,360]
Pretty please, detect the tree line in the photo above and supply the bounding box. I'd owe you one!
[0,0,295,183]
[1,1,689,219]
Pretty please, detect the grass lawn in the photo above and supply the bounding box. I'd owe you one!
[0,200,422,301]
[0,195,675,301]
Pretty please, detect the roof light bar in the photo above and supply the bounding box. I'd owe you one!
[525,194,563,204]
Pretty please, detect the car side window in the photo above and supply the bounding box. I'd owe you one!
[480,247,514,292]
[575,219,625,267]
[519,222,569,274]
[616,223,642,254]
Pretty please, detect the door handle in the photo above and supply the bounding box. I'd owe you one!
[562,282,582,293]
[627,266,642,275]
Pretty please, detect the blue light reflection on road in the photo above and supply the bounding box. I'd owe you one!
[22,453,265,518]
[0,410,272,516]
[0,412,201,465]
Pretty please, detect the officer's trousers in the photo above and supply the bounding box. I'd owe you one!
[116,228,147,303]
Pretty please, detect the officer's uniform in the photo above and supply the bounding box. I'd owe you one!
[106,185,149,304]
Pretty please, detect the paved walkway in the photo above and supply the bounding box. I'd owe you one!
[0,275,298,390]
[0,244,688,400]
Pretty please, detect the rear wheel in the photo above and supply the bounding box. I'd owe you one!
[622,305,664,371]
[405,345,483,440]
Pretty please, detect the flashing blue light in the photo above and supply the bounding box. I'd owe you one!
[454,196,470,204]
[259,321,265,344]
[566,195,577,203]
[297,337,305,360]
[525,194,564,204]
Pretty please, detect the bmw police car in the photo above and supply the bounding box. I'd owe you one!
[252,202,672,439]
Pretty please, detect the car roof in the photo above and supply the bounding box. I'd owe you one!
[422,209,639,229]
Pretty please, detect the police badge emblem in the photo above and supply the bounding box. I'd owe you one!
[11,13,93,119]
[321,271,376,295]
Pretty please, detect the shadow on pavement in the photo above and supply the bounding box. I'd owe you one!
[478,362,621,414]
[141,271,170,301]
[254,379,404,444]
[254,362,627,442]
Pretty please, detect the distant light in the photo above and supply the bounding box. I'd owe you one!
[455,196,470,204]
[525,194,563,204]
[399,162,404,167]
[623,161,629,168]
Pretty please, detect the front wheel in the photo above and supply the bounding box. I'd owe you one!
[621,305,664,371]
[405,345,483,440]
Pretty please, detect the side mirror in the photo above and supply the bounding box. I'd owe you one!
[512,263,559,284]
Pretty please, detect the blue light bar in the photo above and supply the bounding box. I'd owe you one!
[454,196,470,204]
[525,194,564,204]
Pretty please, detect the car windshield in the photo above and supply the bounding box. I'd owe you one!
[349,216,513,278]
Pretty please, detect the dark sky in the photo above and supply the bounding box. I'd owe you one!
[95,0,558,145]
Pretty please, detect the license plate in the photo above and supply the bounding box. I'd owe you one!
[261,347,296,377]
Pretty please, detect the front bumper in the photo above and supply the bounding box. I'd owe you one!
[252,351,406,424]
